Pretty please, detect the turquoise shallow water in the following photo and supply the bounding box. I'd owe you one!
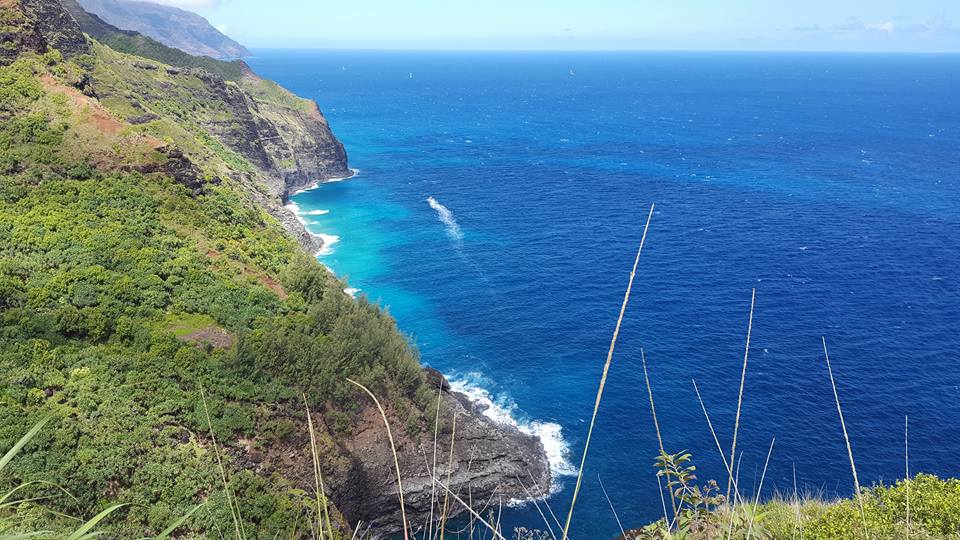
[249,50,960,538]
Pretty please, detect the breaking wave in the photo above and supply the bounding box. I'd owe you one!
[448,374,578,490]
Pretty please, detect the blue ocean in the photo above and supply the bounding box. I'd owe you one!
[247,51,960,538]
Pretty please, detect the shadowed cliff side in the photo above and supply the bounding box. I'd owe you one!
[0,1,551,536]
[56,0,351,252]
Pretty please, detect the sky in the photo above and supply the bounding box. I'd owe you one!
[147,0,959,52]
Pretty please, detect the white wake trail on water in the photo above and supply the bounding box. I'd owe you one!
[426,196,493,288]
[427,196,464,243]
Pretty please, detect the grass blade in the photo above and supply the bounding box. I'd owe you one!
[728,288,756,502]
[821,337,868,539]
[66,504,127,540]
[561,203,655,540]
[0,417,52,473]
[346,378,410,540]
[142,502,205,540]
[642,349,677,522]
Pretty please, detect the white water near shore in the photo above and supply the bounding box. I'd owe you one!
[291,180,575,499]
[448,375,577,490]
[292,168,360,195]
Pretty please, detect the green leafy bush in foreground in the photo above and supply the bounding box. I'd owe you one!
[625,450,960,540]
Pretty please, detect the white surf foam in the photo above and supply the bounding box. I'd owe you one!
[344,287,360,298]
[448,375,578,490]
[427,196,463,242]
[303,209,330,216]
[292,169,360,194]
[313,233,340,256]
[284,201,311,228]
[325,168,360,183]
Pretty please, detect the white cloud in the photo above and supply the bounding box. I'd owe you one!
[865,21,895,34]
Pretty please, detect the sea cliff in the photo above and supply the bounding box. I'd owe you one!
[0,0,550,536]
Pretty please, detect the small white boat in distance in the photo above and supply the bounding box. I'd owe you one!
[569,69,575,76]
[409,72,414,79]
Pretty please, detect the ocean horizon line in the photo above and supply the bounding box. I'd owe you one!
[245,46,960,56]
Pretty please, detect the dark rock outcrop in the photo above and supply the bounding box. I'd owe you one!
[20,0,90,57]
[2,0,90,65]
[331,370,552,537]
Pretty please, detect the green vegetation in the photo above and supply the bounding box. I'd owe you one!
[3,3,958,538]
[0,42,428,538]
[59,0,247,80]
[98,33,246,81]
[618,453,960,540]
[239,77,315,114]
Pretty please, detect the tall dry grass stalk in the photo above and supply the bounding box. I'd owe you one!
[561,203,655,540]
[302,394,333,540]
[642,349,677,522]
[905,415,910,539]
[792,463,803,540]
[691,380,744,508]
[346,378,410,540]
[746,438,775,540]
[727,288,756,502]
[433,479,506,540]
[199,383,244,540]
[438,412,458,540]
[598,475,626,539]
[518,475,559,540]
[428,384,443,540]
[821,337,867,539]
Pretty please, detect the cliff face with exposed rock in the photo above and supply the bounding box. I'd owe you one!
[336,370,551,535]
[56,0,351,252]
[2,1,552,536]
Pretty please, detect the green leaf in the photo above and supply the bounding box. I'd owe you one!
[138,503,205,540]
[66,504,128,540]
[0,417,52,473]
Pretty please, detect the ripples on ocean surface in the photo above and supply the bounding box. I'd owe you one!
[248,51,960,539]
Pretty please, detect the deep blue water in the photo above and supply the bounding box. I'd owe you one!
[247,51,960,539]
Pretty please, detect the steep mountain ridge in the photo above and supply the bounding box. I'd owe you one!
[0,0,550,536]
[78,0,249,59]
[56,0,350,252]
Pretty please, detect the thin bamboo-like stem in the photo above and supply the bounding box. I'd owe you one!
[199,383,244,540]
[346,379,410,540]
[438,412,458,540]
[434,479,506,540]
[428,384,443,540]
[642,350,678,522]
[821,337,867,540]
[468,487,475,539]
[746,438,775,540]
[561,203,655,540]
[349,520,363,540]
[691,381,745,508]
[517,475,558,540]
[302,394,333,540]
[527,472,565,532]
[905,415,910,539]
[598,476,626,539]
[793,462,802,540]
[655,473,669,528]
[728,288,757,502]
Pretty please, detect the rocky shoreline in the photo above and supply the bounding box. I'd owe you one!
[334,369,552,537]
[18,1,554,533]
